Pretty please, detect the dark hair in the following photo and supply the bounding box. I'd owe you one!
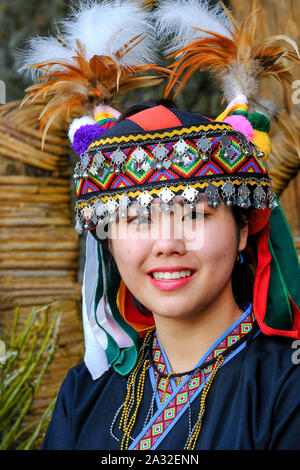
[231,206,254,309]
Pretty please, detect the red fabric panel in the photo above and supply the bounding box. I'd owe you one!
[253,222,271,334]
[128,105,181,131]
[253,222,300,339]
[248,208,271,235]
[124,287,155,338]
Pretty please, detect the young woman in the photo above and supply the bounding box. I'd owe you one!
[41,101,300,450]
[17,0,300,451]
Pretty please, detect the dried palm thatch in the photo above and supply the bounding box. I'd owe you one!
[0,98,83,440]
[229,0,300,260]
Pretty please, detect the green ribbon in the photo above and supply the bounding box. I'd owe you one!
[265,196,300,330]
[95,243,140,376]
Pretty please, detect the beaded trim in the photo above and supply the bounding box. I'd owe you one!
[74,177,275,233]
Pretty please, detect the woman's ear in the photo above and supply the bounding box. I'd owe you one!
[238,221,249,252]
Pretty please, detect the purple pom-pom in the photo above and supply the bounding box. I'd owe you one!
[72,123,109,155]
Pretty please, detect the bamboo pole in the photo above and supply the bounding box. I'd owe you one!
[0,217,72,226]
[0,118,69,155]
[2,241,78,252]
[0,277,79,289]
[0,176,69,186]
[0,193,70,202]
[0,185,70,194]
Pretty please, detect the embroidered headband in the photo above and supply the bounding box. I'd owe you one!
[74,103,276,237]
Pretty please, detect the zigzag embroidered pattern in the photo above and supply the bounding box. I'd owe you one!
[77,135,267,199]
[88,123,233,148]
[75,177,271,209]
[134,312,256,450]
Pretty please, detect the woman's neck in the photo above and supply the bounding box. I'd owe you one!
[152,285,245,375]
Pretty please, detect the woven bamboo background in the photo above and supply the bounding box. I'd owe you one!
[0,99,83,425]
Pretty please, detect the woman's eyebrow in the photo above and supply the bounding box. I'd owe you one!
[125,193,210,214]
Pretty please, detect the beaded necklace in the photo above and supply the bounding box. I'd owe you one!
[111,317,257,450]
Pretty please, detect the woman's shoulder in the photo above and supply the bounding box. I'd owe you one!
[61,361,123,393]
[250,332,300,364]
[243,332,300,390]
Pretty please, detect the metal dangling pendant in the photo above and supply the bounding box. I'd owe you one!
[73,162,81,181]
[119,194,130,219]
[197,136,211,162]
[110,148,126,175]
[238,135,252,157]
[267,186,277,209]
[236,182,251,209]
[132,146,148,174]
[82,205,95,229]
[253,184,266,209]
[81,151,90,169]
[221,181,236,206]
[89,151,105,176]
[219,134,235,161]
[205,183,220,208]
[75,213,84,234]
[172,139,189,166]
[181,185,199,207]
[151,143,169,170]
[158,186,176,212]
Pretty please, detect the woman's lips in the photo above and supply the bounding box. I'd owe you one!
[148,272,196,291]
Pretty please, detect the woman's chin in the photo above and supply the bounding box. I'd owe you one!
[151,304,202,320]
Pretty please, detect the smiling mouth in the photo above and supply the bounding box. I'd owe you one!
[149,270,195,280]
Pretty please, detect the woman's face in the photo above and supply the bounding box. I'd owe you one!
[109,194,248,320]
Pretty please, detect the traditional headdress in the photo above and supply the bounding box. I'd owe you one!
[17,0,300,380]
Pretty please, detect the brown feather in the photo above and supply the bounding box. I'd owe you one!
[165,0,300,107]
[20,37,171,147]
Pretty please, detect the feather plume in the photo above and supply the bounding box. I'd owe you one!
[154,0,233,53]
[154,0,300,117]
[16,0,169,148]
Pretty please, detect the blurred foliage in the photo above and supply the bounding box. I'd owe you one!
[0,0,230,118]
[0,305,60,450]
[0,0,71,103]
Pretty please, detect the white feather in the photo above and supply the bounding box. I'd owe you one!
[153,0,233,55]
[16,0,157,79]
[15,36,72,80]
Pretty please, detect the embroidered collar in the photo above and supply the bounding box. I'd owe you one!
[151,304,256,404]
[132,303,257,450]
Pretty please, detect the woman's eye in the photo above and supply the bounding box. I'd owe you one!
[128,216,152,225]
[183,211,205,221]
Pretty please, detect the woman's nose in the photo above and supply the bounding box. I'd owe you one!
[151,213,187,257]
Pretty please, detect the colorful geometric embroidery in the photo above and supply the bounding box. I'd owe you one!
[133,311,255,450]
[152,336,173,402]
[77,133,268,199]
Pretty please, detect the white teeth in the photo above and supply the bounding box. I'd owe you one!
[152,270,192,280]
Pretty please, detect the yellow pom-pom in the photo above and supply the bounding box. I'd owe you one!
[252,130,271,162]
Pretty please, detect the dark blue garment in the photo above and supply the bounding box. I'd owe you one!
[42,334,300,450]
